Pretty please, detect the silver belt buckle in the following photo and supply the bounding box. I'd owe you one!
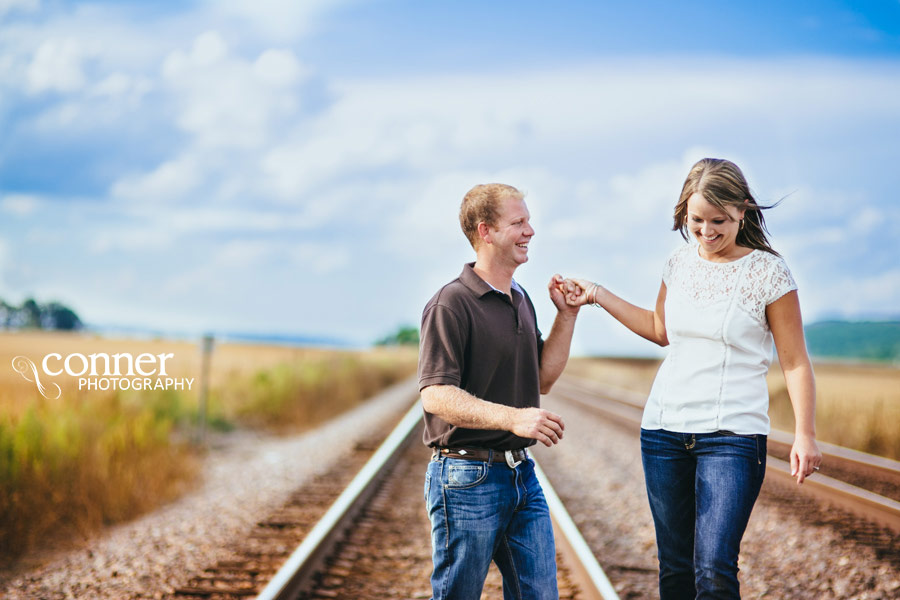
[505,449,524,468]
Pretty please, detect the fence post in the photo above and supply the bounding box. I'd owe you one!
[197,333,214,444]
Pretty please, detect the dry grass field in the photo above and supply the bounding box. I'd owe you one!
[0,330,417,560]
[566,356,900,460]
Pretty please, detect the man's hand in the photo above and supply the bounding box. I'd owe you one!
[549,274,580,315]
[510,407,565,447]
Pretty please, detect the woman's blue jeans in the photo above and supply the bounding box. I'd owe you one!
[640,428,767,600]
[424,455,558,600]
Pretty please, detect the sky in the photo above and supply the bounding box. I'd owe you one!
[1,0,899,356]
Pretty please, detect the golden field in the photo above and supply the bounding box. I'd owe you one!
[566,357,900,460]
[0,331,417,560]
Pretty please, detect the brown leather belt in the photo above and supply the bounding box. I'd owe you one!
[432,447,528,467]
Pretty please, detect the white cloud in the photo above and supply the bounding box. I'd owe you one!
[90,72,153,101]
[205,0,348,41]
[803,269,900,320]
[111,154,202,203]
[217,239,274,268]
[104,29,311,208]
[291,242,350,274]
[850,207,882,234]
[26,38,89,94]
[1,193,39,215]
[0,236,9,288]
[254,49,307,87]
[89,228,175,255]
[0,0,38,18]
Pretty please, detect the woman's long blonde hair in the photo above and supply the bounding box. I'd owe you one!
[673,158,779,256]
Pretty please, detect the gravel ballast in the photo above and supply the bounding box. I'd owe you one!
[533,393,900,600]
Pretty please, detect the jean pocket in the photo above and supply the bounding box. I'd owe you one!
[424,469,432,501]
[445,462,488,489]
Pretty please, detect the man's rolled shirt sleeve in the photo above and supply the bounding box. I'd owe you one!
[418,303,467,391]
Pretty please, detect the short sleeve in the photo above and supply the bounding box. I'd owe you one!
[765,256,798,305]
[662,245,684,286]
[418,303,467,391]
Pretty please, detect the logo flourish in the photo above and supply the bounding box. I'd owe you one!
[12,355,62,400]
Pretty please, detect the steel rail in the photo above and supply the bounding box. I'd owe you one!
[552,375,900,535]
[255,401,422,600]
[766,429,900,490]
[533,458,622,600]
[255,399,621,600]
[764,456,900,534]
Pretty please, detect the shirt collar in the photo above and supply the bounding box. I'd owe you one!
[459,262,522,298]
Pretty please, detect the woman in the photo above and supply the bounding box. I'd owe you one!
[564,158,821,600]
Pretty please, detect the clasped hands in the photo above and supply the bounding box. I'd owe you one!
[548,275,598,308]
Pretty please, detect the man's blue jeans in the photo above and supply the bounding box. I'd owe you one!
[424,454,558,600]
[640,428,767,600]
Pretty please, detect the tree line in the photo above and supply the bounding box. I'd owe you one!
[0,297,83,330]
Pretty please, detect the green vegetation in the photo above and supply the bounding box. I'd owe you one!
[805,320,900,362]
[375,324,419,346]
[0,297,83,330]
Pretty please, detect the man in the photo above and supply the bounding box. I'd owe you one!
[418,183,580,599]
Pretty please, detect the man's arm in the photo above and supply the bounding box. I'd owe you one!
[421,384,565,447]
[539,274,580,394]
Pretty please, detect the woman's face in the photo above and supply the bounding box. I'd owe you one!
[686,192,745,257]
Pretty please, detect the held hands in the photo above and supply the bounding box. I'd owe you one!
[510,407,565,447]
[548,274,581,314]
[791,434,823,485]
[553,277,599,308]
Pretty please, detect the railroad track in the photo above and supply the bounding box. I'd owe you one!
[167,373,898,600]
[169,400,621,600]
[551,375,900,538]
[257,403,620,600]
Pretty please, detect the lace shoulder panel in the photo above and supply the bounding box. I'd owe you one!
[662,244,692,285]
[759,252,797,305]
[739,251,798,323]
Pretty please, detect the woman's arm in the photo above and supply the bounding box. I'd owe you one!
[565,278,668,347]
[767,290,822,484]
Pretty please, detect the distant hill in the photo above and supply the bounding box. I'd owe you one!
[804,320,900,362]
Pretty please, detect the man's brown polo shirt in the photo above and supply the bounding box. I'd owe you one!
[418,263,544,450]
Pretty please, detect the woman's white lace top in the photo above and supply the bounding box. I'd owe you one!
[642,243,797,435]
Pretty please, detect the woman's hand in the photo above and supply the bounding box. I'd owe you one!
[561,277,596,307]
[790,433,822,485]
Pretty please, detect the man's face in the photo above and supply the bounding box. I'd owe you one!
[486,195,534,267]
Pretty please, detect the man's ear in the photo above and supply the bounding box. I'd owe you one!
[477,221,492,245]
